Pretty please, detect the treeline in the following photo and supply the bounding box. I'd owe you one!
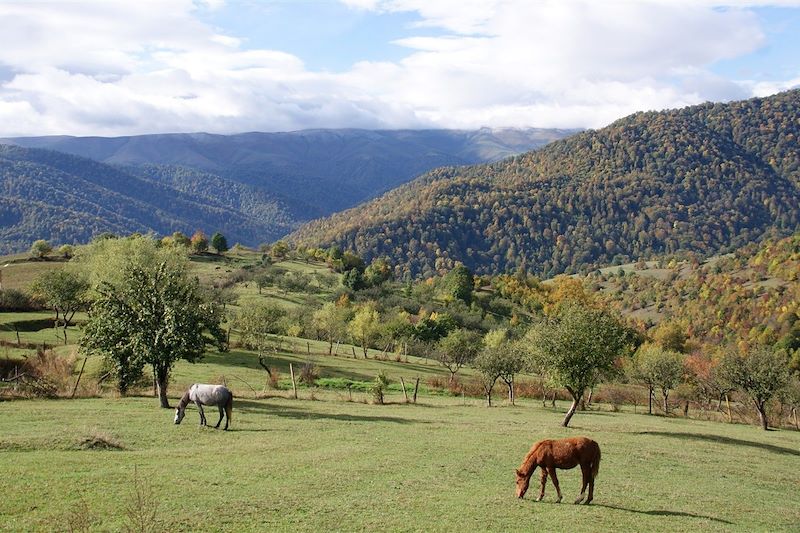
[291,89,800,278]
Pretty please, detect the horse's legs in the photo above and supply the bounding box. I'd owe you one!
[586,470,595,504]
[535,469,547,502]
[547,467,562,503]
[215,405,224,429]
[575,464,590,504]
[195,401,206,426]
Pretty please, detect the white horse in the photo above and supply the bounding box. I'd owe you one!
[174,384,233,430]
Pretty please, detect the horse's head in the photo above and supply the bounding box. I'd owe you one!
[515,468,532,498]
[174,407,186,425]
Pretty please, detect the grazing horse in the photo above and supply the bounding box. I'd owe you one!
[174,384,233,430]
[515,436,601,504]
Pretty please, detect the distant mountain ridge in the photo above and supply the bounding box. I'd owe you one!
[290,90,800,279]
[2,127,575,216]
[0,127,574,252]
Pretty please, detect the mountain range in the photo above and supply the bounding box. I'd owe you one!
[0,128,573,254]
[290,90,800,279]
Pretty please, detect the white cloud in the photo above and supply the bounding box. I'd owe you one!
[0,0,797,136]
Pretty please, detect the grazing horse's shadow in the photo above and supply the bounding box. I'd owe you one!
[234,399,425,425]
[593,504,733,524]
[634,431,800,457]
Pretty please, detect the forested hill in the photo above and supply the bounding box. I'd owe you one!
[0,145,294,253]
[290,90,800,279]
[2,127,574,219]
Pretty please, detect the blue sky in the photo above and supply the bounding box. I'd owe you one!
[0,0,798,136]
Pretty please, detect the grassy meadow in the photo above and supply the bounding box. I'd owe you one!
[1,389,799,532]
[2,250,799,531]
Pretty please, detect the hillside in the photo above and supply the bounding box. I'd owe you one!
[291,90,800,278]
[0,145,291,253]
[1,127,575,227]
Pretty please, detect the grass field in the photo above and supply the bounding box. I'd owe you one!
[1,392,798,532]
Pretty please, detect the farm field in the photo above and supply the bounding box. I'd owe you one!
[1,391,799,532]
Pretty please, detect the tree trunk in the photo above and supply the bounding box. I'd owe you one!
[156,367,170,408]
[755,400,769,430]
[648,385,653,415]
[586,387,594,409]
[562,389,583,427]
[662,389,670,415]
[485,388,492,407]
[683,400,689,417]
[327,340,333,355]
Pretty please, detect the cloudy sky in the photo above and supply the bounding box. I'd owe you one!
[0,0,799,136]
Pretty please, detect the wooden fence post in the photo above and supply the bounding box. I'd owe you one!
[413,377,420,404]
[400,377,409,403]
[289,363,298,399]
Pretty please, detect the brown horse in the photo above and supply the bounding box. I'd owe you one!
[515,436,601,504]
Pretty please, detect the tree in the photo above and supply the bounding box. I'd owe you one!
[29,269,89,344]
[271,240,289,260]
[473,348,503,406]
[58,244,74,259]
[234,303,286,382]
[348,304,382,358]
[79,238,223,406]
[171,231,191,248]
[30,239,52,259]
[211,232,229,254]
[190,230,209,253]
[312,302,350,355]
[342,268,365,291]
[652,321,688,353]
[443,264,473,303]
[527,303,634,427]
[435,329,483,382]
[629,343,685,414]
[718,346,790,430]
[363,258,392,287]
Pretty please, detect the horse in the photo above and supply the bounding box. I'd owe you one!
[515,436,601,504]
[174,384,233,430]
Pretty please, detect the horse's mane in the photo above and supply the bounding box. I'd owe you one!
[518,441,545,477]
[177,389,191,409]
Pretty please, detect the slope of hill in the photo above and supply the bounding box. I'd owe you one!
[594,231,799,349]
[2,127,575,218]
[291,90,800,278]
[0,145,292,253]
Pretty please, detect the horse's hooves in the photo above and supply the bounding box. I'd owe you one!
[574,498,584,505]
[555,498,562,504]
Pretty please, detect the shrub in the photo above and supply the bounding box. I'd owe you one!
[370,372,389,404]
[299,361,320,386]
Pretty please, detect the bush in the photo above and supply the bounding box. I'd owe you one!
[370,372,389,404]
[0,288,39,312]
[299,361,320,386]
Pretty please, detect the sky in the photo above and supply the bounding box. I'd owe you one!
[0,0,799,136]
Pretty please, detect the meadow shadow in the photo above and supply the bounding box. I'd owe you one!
[594,504,733,524]
[635,431,800,457]
[234,399,424,424]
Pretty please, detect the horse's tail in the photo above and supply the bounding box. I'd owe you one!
[592,443,601,479]
[225,391,233,426]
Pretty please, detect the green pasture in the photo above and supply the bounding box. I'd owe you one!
[1,391,798,532]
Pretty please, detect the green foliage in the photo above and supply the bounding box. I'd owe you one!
[234,303,287,356]
[58,244,74,259]
[312,302,351,355]
[348,304,382,357]
[29,269,89,330]
[293,90,800,278]
[435,328,483,379]
[526,303,633,426]
[30,240,52,259]
[443,264,473,303]
[271,241,289,260]
[342,268,365,291]
[80,260,224,403]
[629,343,685,412]
[211,232,228,254]
[717,345,790,429]
[370,371,390,404]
